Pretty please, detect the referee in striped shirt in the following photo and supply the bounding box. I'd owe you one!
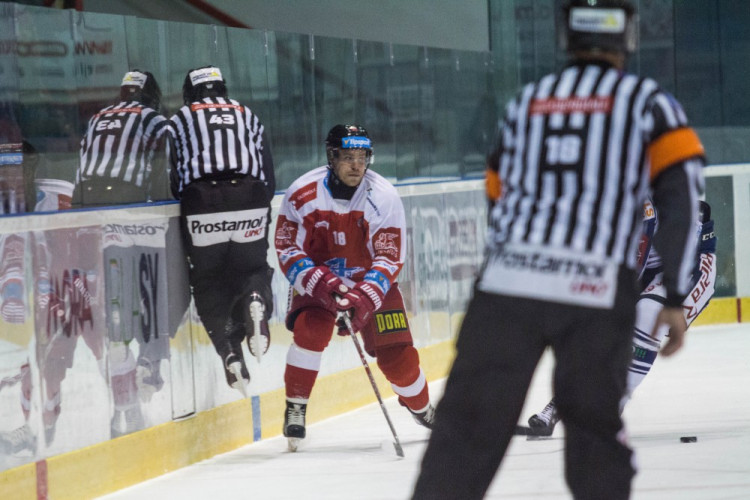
[76,70,168,206]
[414,2,705,499]
[168,66,275,393]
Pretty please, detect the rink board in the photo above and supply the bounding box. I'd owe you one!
[3,169,750,498]
[0,339,455,500]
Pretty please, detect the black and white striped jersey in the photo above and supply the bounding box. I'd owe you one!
[168,97,274,195]
[486,60,704,305]
[78,101,168,188]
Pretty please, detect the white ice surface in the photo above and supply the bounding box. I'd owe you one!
[99,324,750,500]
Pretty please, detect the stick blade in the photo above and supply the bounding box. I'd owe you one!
[394,441,405,458]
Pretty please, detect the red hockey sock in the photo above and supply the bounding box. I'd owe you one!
[376,345,430,411]
[284,343,323,400]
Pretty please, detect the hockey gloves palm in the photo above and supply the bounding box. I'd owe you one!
[336,282,383,333]
[301,266,348,313]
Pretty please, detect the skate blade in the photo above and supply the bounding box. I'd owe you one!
[526,434,553,441]
[231,380,249,398]
[249,300,264,322]
[248,301,267,363]
[248,331,266,364]
[228,363,249,398]
[515,425,553,438]
[287,437,301,452]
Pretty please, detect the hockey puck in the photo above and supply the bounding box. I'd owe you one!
[680,436,697,443]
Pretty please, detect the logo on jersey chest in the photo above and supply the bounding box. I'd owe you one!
[324,257,364,279]
[375,310,408,335]
[530,96,613,115]
[289,181,318,210]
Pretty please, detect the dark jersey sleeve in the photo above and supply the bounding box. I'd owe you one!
[260,132,276,196]
[646,92,706,307]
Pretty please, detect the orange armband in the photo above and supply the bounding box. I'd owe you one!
[648,127,704,181]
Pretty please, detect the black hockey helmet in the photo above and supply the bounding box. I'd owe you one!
[120,70,162,112]
[182,66,228,105]
[325,124,373,168]
[560,0,637,55]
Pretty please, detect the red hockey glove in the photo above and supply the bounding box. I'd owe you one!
[336,281,383,334]
[301,266,348,313]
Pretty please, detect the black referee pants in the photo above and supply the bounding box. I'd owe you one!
[413,269,638,500]
[179,176,274,360]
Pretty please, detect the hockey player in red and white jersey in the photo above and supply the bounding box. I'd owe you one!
[523,199,717,436]
[275,124,434,449]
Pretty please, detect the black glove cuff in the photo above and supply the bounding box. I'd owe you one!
[664,292,685,308]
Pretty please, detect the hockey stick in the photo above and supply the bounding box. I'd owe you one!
[0,368,26,393]
[337,311,405,458]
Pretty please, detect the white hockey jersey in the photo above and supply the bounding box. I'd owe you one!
[275,166,405,299]
[638,198,717,326]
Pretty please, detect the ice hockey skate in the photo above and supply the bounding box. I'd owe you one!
[407,403,435,429]
[246,292,270,363]
[42,397,61,446]
[0,424,36,455]
[111,406,145,438]
[136,357,164,403]
[283,400,307,452]
[224,352,250,397]
[517,399,560,438]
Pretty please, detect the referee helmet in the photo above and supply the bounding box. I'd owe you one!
[182,66,228,105]
[560,0,637,55]
[120,70,162,112]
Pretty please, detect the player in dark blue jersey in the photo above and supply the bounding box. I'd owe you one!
[523,200,717,435]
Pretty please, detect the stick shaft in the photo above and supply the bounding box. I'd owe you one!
[340,313,404,457]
